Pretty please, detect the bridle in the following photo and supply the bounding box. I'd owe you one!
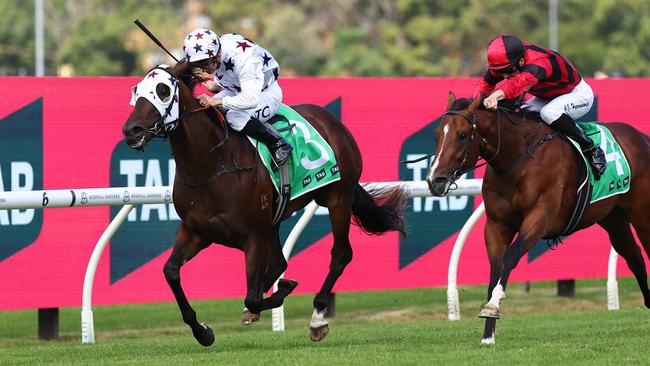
[134,69,254,187]
[143,69,223,139]
[437,106,556,187]
[441,108,502,183]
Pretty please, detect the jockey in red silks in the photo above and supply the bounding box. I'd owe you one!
[184,28,292,167]
[475,35,606,179]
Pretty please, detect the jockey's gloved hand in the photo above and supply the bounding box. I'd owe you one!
[192,68,213,82]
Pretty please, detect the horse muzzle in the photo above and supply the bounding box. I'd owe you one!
[426,175,452,197]
[123,125,150,151]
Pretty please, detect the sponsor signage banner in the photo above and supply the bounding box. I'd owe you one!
[1,77,649,310]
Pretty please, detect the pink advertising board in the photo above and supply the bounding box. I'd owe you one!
[0,77,648,310]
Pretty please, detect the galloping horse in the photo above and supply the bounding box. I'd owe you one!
[426,93,650,345]
[122,62,407,346]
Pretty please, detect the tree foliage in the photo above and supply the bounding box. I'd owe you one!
[2,0,649,77]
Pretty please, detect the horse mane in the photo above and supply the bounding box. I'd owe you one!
[169,61,196,93]
[161,61,222,126]
[449,96,543,124]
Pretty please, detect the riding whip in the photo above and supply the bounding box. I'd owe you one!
[134,19,180,63]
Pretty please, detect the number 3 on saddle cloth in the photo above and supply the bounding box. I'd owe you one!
[247,104,341,225]
[561,122,631,235]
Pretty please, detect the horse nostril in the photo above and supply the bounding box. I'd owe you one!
[129,126,145,138]
[433,177,448,185]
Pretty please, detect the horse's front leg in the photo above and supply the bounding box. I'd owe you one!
[163,223,212,346]
[480,219,514,345]
[479,207,551,343]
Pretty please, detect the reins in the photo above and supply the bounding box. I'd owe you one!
[144,70,255,187]
[403,103,558,191]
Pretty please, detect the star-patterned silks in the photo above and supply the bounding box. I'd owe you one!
[147,70,158,78]
[236,41,251,52]
[262,53,272,66]
[193,44,203,53]
[195,32,204,40]
[272,68,279,81]
[224,58,235,71]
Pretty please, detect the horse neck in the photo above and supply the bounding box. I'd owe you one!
[168,96,231,182]
[475,110,544,174]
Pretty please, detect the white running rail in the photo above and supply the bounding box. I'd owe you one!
[0,179,619,342]
[270,179,483,330]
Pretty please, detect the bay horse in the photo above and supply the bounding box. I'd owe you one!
[121,62,407,346]
[426,93,650,345]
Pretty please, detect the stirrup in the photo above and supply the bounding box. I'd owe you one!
[272,145,293,167]
[588,148,606,180]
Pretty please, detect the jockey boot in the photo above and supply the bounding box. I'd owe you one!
[551,113,607,180]
[242,117,293,167]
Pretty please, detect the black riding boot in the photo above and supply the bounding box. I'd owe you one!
[551,113,606,180]
[242,117,293,167]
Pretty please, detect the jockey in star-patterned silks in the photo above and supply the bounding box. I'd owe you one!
[475,34,607,179]
[183,28,292,167]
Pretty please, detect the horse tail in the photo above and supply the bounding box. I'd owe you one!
[351,184,408,237]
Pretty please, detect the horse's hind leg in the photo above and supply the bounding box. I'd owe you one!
[309,190,354,342]
[620,204,650,308]
[241,232,297,325]
[163,223,212,346]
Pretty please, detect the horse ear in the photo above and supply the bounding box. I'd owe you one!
[170,60,189,77]
[446,91,456,110]
[467,95,483,114]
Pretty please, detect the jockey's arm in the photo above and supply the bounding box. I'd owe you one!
[494,66,544,99]
[473,70,502,98]
[222,58,265,111]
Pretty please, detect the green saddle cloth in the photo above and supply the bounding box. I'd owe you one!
[569,122,631,203]
[247,104,341,200]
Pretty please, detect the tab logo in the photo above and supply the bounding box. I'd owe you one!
[110,138,179,282]
[0,99,43,261]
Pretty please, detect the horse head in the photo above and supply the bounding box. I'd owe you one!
[122,62,194,150]
[426,92,486,196]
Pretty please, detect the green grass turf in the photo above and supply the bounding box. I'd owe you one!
[1,277,649,365]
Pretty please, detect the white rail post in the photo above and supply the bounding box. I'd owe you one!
[81,204,135,344]
[447,202,486,320]
[607,247,620,311]
[271,201,320,331]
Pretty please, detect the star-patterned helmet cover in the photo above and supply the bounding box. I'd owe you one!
[129,64,179,126]
[183,28,221,62]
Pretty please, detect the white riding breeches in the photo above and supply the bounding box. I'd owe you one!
[522,78,594,124]
[214,82,283,131]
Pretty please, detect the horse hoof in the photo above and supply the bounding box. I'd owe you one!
[480,337,495,346]
[478,305,500,319]
[309,324,329,342]
[241,309,261,325]
[192,323,215,347]
[278,279,299,293]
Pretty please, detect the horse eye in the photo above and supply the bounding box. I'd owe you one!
[459,132,468,140]
[156,83,171,102]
